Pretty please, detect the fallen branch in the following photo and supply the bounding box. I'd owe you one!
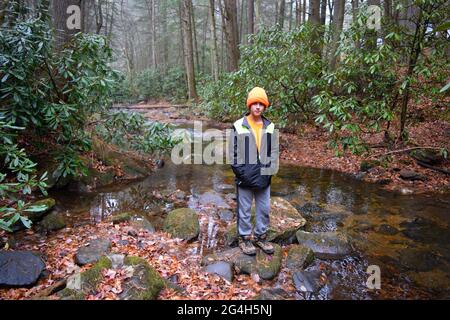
[415,160,450,176]
[369,146,443,159]
[32,278,67,298]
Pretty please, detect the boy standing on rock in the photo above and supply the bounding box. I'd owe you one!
[229,87,279,256]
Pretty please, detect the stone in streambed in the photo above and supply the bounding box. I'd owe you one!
[163,208,199,241]
[107,212,131,224]
[39,211,66,231]
[293,270,326,293]
[286,245,315,270]
[75,239,112,266]
[204,261,234,282]
[119,256,165,300]
[295,231,352,259]
[225,197,306,246]
[0,251,46,287]
[58,256,112,300]
[202,244,283,280]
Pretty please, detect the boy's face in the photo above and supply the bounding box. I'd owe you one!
[249,102,265,117]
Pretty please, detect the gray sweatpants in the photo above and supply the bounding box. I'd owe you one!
[236,185,270,237]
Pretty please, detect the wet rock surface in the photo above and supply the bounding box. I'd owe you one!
[295,231,352,259]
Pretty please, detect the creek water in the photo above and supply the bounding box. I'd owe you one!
[45,121,449,299]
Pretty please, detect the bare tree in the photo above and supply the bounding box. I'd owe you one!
[180,0,197,100]
[209,0,220,80]
[222,0,240,71]
[278,0,286,29]
[328,0,345,71]
[247,0,254,42]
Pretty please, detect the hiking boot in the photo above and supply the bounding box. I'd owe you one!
[254,234,274,254]
[239,236,256,256]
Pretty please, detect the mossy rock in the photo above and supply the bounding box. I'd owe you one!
[286,245,315,271]
[23,198,56,222]
[57,288,86,300]
[119,256,165,300]
[77,158,116,188]
[360,160,381,172]
[107,212,131,224]
[163,208,199,241]
[40,212,66,231]
[225,197,306,246]
[92,136,151,179]
[58,256,112,300]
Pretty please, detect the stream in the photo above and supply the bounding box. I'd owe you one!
[9,107,449,300]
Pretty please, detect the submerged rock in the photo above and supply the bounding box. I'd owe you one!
[198,191,231,209]
[0,251,46,287]
[75,239,112,266]
[204,261,234,282]
[218,210,234,222]
[295,231,352,259]
[163,208,199,241]
[225,197,306,246]
[202,244,283,280]
[397,248,443,272]
[376,224,399,235]
[293,270,327,293]
[119,256,165,300]
[256,288,291,300]
[400,217,449,245]
[286,245,315,271]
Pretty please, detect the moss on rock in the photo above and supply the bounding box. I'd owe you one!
[120,256,165,300]
[40,212,66,231]
[163,208,199,241]
[108,212,131,224]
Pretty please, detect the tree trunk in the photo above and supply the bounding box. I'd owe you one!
[180,0,197,100]
[161,1,169,74]
[289,0,293,30]
[328,0,345,71]
[247,0,254,42]
[222,0,240,72]
[209,0,220,81]
[255,0,262,32]
[278,0,286,30]
[51,0,83,48]
[302,0,306,23]
[351,0,360,49]
[366,0,381,50]
[320,0,326,25]
[190,0,200,74]
[399,4,426,141]
[308,0,321,55]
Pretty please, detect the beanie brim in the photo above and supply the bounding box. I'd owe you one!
[247,96,269,108]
